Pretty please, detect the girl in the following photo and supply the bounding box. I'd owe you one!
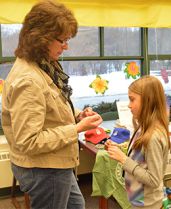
[105,75,170,209]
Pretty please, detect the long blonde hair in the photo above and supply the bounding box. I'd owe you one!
[129,75,170,149]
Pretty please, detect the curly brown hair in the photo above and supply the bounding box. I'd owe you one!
[15,0,78,62]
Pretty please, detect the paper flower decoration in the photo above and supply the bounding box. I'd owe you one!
[124,62,140,79]
[0,79,4,94]
[89,75,109,94]
[161,68,169,83]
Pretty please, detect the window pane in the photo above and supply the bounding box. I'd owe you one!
[150,60,171,95]
[148,28,171,54]
[104,27,141,56]
[0,63,14,134]
[1,24,22,57]
[0,63,13,79]
[62,27,99,57]
[60,60,141,112]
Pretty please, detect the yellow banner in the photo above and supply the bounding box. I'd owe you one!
[1,0,171,27]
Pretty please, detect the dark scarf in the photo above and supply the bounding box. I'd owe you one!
[39,59,75,116]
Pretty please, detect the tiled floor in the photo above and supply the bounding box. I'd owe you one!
[0,174,122,209]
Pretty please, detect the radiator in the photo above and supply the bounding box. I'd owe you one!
[0,150,13,188]
[0,135,14,189]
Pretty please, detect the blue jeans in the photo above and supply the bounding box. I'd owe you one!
[11,164,85,209]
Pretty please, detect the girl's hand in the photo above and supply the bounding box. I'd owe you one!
[104,139,119,151]
[107,143,127,164]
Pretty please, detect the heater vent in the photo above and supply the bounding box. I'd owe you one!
[0,151,10,161]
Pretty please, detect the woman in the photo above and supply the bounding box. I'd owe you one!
[105,75,170,209]
[1,1,102,209]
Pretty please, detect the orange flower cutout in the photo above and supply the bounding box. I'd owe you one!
[0,79,4,94]
[89,75,109,94]
[124,62,140,79]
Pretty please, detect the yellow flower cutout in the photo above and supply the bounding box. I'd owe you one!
[124,62,140,79]
[0,79,4,94]
[89,75,109,94]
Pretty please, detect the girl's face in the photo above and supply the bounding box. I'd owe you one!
[128,90,141,119]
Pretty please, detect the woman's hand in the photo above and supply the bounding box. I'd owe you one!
[107,142,127,164]
[76,114,102,133]
[77,107,97,121]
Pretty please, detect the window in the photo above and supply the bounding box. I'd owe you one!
[63,27,99,57]
[62,60,140,110]
[1,25,171,126]
[148,28,171,97]
[104,27,141,56]
[1,24,21,57]
[148,28,171,55]
[150,60,171,95]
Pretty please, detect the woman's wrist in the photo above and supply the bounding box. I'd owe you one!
[76,123,82,133]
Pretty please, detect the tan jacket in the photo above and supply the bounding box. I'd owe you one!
[2,58,80,168]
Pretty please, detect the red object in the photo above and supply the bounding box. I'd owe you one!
[85,127,109,144]
[161,68,169,83]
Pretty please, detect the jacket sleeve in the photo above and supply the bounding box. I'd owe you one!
[5,77,78,156]
[123,132,167,188]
